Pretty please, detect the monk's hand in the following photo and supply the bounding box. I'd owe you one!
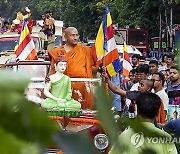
[45,76,50,83]
[101,72,109,83]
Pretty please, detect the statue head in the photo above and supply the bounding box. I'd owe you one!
[55,55,67,73]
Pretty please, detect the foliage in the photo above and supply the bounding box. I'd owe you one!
[59,0,180,39]
[94,85,119,142]
[0,71,58,153]
[94,84,170,154]
[109,0,164,38]
[1,67,180,153]
[0,71,99,154]
[175,39,180,70]
[60,0,105,40]
[0,1,180,42]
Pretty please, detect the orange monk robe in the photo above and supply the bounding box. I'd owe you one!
[156,100,166,124]
[48,44,95,109]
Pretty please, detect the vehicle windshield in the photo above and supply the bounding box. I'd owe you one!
[0,37,38,53]
[0,38,17,52]
[128,31,147,45]
[55,36,62,47]
[114,30,147,45]
[119,53,136,59]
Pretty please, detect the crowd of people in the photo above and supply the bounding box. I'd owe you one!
[0,9,55,35]
[104,53,179,117]
[44,24,180,154]
[1,8,180,152]
[0,16,11,33]
[38,11,55,36]
[0,7,34,34]
[102,53,180,153]
[45,25,180,153]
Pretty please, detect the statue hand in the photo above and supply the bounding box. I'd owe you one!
[57,99,66,103]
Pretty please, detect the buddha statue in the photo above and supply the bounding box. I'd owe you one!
[41,55,81,115]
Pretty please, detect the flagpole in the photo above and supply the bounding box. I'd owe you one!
[116,31,132,80]
[102,6,108,73]
[92,5,121,77]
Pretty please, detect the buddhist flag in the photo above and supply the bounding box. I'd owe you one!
[122,42,132,80]
[92,5,121,77]
[15,21,38,60]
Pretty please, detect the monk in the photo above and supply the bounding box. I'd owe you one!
[48,27,96,109]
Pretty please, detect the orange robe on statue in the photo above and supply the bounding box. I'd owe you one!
[48,44,94,109]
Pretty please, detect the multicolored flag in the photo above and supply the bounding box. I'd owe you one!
[122,41,132,80]
[15,21,38,60]
[92,5,121,77]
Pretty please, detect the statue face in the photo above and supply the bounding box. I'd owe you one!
[56,61,67,73]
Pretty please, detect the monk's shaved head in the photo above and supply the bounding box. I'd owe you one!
[64,27,79,46]
[65,27,78,35]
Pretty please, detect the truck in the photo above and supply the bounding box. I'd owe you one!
[0,31,47,65]
[114,27,149,57]
[0,20,64,65]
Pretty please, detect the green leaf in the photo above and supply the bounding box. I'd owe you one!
[0,127,41,154]
[53,132,99,154]
[0,70,31,93]
[0,71,60,150]
[94,84,119,144]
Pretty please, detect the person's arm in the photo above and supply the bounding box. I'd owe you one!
[101,72,126,97]
[92,66,99,74]
[106,78,126,96]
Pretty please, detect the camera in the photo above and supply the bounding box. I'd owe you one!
[98,63,105,73]
[168,90,180,98]
[126,91,141,100]
[128,104,135,119]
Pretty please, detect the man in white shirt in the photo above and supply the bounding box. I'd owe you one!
[152,72,169,113]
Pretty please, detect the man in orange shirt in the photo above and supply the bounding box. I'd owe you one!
[48,27,96,109]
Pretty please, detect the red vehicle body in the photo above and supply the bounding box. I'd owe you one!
[114,28,149,57]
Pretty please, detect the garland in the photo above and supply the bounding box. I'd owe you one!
[49,116,101,125]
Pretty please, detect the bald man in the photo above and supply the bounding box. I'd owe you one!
[102,72,166,124]
[48,27,95,109]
